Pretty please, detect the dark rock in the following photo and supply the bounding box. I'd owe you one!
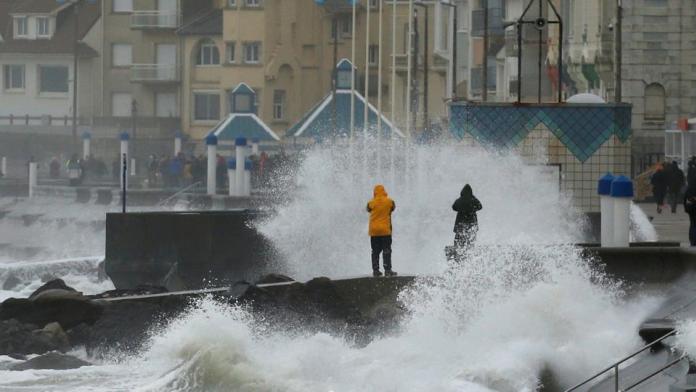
[0,320,65,355]
[0,295,103,330]
[69,299,181,355]
[90,285,168,299]
[2,274,21,291]
[10,352,91,371]
[29,279,77,300]
[256,274,294,285]
[227,281,252,298]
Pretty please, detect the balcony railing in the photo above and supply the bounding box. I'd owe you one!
[131,11,179,29]
[131,64,179,83]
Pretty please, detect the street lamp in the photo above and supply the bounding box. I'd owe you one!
[56,0,97,145]
[440,1,458,101]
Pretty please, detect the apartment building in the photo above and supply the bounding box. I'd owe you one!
[0,0,101,121]
[96,0,212,138]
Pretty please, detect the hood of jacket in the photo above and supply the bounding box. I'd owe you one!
[374,184,388,198]
[460,184,472,197]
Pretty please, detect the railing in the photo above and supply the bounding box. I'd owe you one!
[131,11,179,29]
[564,330,680,392]
[156,181,203,207]
[0,114,77,126]
[131,64,179,83]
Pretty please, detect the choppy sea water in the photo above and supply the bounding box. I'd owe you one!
[0,143,662,391]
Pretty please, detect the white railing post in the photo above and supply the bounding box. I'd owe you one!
[206,135,218,195]
[28,162,37,198]
[82,131,91,159]
[611,175,634,247]
[235,138,247,197]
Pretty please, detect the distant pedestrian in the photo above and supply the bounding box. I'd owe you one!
[366,184,396,277]
[651,163,669,213]
[452,184,482,250]
[684,181,696,246]
[667,161,685,214]
[49,157,60,179]
[689,157,696,186]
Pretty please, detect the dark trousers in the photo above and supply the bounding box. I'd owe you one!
[690,224,696,246]
[668,191,681,213]
[371,236,392,271]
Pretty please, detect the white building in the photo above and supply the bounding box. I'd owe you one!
[0,0,101,123]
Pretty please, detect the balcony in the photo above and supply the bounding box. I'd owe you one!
[131,64,179,83]
[131,11,179,29]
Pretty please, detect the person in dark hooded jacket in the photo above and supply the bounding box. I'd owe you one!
[452,184,482,249]
[685,181,696,246]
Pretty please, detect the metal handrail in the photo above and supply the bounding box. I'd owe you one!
[622,353,686,391]
[564,329,677,392]
[156,181,202,207]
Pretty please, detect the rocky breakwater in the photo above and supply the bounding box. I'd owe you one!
[0,275,414,369]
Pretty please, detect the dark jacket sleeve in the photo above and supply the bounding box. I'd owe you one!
[366,202,372,213]
[391,200,396,212]
[452,198,462,212]
[473,197,482,212]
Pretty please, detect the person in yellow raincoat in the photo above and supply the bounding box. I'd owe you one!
[366,185,397,277]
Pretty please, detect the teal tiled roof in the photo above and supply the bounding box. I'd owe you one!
[290,90,404,141]
[449,103,632,162]
[209,113,280,142]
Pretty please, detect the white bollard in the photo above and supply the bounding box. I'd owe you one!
[235,138,247,197]
[28,162,37,198]
[82,131,91,159]
[598,173,614,247]
[251,138,259,156]
[174,131,182,156]
[120,132,129,190]
[244,159,251,197]
[227,158,237,196]
[1,156,6,177]
[611,175,634,247]
[206,135,218,195]
[130,158,136,176]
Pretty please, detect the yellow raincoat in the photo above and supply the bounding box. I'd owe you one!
[367,185,395,237]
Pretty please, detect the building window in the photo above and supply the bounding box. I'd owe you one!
[36,17,50,37]
[226,42,236,63]
[644,83,666,121]
[112,44,133,67]
[370,0,378,8]
[3,65,25,91]
[197,40,220,65]
[341,16,352,36]
[39,66,69,93]
[245,0,261,7]
[229,84,257,113]
[156,93,178,117]
[111,93,132,117]
[331,18,338,40]
[228,0,236,6]
[113,0,133,13]
[244,42,261,64]
[14,16,28,37]
[194,93,220,121]
[369,45,379,66]
[273,90,285,120]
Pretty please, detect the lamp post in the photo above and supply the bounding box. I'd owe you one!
[56,0,96,145]
[440,1,458,101]
[414,2,428,133]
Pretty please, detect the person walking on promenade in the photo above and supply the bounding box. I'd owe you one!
[667,161,685,214]
[684,181,696,246]
[651,163,669,214]
[367,184,397,277]
[452,184,483,250]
